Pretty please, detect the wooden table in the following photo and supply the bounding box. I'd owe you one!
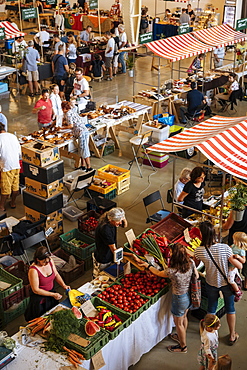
[39,13,54,27]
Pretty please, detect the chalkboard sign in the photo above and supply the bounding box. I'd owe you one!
[236,18,247,31]
[21,8,38,21]
[140,32,153,44]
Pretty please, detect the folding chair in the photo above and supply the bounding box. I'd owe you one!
[143,190,170,224]
[20,230,51,265]
[63,169,96,209]
[128,130,155,178]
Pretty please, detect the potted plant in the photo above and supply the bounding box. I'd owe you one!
[228,183,247,221]
[126,53,135,77]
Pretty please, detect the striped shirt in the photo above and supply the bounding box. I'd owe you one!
[194,243,232,288]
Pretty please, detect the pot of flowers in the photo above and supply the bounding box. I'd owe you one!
[126,54,135,77]
[229,184,247,222]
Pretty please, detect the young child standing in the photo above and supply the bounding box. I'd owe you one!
[198,314,221,370]
[228,231,247,302]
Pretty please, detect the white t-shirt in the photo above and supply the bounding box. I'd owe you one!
[67,43,77,60]
[73,77,90,109]
[119,32,127,48]
[36,31,50,47]
[213,46,225,60]
[174,180,185,204]
[230,80,239,92]
[0,133,21,172]
[12,40,27,54]
[105,37,115,57]
[50,93,63,116]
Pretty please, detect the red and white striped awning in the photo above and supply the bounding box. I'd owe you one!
[193,24,247,47]
[146,33,214,62]
[147,116,247,180]
[0,21,26,39]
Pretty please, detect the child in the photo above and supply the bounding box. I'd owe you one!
[89,54,106,80]
[228,231,247,302]
[215,354,232,370]
[198,314,221,370]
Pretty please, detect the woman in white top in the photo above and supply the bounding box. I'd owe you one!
[67,35,77,65]
[50,84,63,127]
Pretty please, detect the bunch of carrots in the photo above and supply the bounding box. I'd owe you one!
[63,346,85,368]
[26,316,51,336]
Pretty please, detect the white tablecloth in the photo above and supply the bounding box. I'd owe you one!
[6,291,174,370]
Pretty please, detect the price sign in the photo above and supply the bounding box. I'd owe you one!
[89,0,98,10]
[125,228,136,247]
[80,300,97,317]
[0,27,5,40]
[21,8,38,21]
[92,350,105,370]
[178,24,190,35]
[140,32,153,44]
[236,18,247,31]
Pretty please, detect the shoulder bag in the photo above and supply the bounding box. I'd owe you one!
[190,263,201,309]
[205,246,242,298]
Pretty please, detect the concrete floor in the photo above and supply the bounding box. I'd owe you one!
[2,46,247,369]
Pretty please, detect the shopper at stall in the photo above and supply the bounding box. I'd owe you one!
[34,25,50,51]
[194,221,242,346]
[198,314,220,370]
[33,89,54,129]
[110,29,120,76]
[65,62,76,101]
[24,40,40,97]
[54,8,65,32]
[215,73,239,111]
[235,40,247,64]
[50,84,63,127]
[71,67,90,112]
[187,54,204,75]
[104,31,115,80]
[12,35,27,55]
[66,35,77,64]
[61,100,92,171]
[53,34,66,57]
[89,53,106,79]
[118,24,127,74]
[93,208,128,277]
[180,82,206,124]
[24,246,70,321]
[174,168,191,203]
[179,8,190,25]
[213,46,225,69]
[52,43,69,98]
[140,8,149,34]
[178,166,206,218]
[138,243,198,353]
[0,123,21,211]
[80,25,92,44]
[186,4,195,22]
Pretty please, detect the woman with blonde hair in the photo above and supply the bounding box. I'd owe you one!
[67,35,77,64]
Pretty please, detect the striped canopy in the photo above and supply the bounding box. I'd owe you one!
[193,24,247,47]
[146,33,214,62]
[147,116,247,180]
[0,21,26,39]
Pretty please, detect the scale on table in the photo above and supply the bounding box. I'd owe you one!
[113,247,123,278]
[103,248,124,280]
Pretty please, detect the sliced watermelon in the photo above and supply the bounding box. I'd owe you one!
[72,306,82,319]
[85,320,100,336]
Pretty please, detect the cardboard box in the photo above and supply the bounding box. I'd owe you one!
[21,140,60,167]
[23,191,63,215]
[23,160,64,184]
[25,178,63,198]
[25,206,62,226]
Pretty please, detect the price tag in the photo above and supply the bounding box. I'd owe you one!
[125,229,136,247]
[67,333,89,347]
[45,227,53,237]
[184,228,191,243]
[80,300,97,317]
[92,350,105,370]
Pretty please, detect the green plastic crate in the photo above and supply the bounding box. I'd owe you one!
[200,296,225,312]
[0,268,23,300]
[0,297,29,329]
[90,297,132,340]
[65,318,109,360]
[60,229,96,259]
[87,189,116,200]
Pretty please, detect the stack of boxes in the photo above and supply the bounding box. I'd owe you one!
[97,164,130,196]
[21,140,64,250]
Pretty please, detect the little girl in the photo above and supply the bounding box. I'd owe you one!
[198,314,221,370]
[228,231,247,302]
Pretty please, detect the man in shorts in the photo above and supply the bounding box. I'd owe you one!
[104,31,114,81]
[0,123,21,211]
[32,89,54,129]
[52,43,69,98]
[25,40,40,97]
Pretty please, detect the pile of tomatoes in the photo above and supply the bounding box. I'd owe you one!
[97,284,149,313]
[120,271,168,297]
[81,216,99,232]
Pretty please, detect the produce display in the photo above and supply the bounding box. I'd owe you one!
[68,238,89,249]
[102,167,128,177]
[187,237,201,252]
[85,320,100,336]
[81,216,99,232]
[86,306,123,332]
[97,284,149,313]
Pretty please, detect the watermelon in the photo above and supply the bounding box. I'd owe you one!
[85,320,100,336]
[72,306,82,319]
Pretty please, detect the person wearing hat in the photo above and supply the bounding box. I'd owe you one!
[24,246,70,321]
[93,208,128,277]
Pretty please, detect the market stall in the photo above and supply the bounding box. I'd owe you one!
[82,15,111,33]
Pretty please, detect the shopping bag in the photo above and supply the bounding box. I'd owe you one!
[190,271,201,309]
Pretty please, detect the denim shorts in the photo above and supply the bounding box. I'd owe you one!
[171,292,191,317]
[205,283,235,315]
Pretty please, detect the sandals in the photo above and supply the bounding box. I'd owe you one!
[169,333,180,344]
[167,344,187,353]
[229,333,239,346]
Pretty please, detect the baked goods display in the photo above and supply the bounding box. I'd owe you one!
[20,127,73,145]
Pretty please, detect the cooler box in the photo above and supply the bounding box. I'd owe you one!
[22,160,64,184]
[23,191,63,215]
[142,123,170,143]
[5,39,14,51]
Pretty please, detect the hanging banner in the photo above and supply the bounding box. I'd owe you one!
[0,27,5,40]
[89,0,98,10]
[21,8,38,21]
[178,24,190,35]
[236,18,247,31]
[140,32,153,44]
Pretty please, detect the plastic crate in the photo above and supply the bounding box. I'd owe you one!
[83,256,93,271]
[62,206,84,222]
[78,210,100,238]
[87,197,117,214]
[116,184,130,195]
[89,176,117,195]
[90,297,132,340]
[191,304,226,321]
[152,212,191,243]
[97,164,130,183]
[87,188,117,200]
[65,318,109,360]
[2,287,25,311]
[0,268,23,300]
[200,295,225,312]
[116,177,130,195]
[52,248,85,284]
[60,229,96,259]
[0,297,30,329]
[5,261,30,298]
[175,227,201,248]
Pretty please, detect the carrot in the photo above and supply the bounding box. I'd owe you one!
[63,346,75,355]
[31,322,47,335]
[68,355,79,368]
[28,317,43,323]
[42,322,50,333]
[27,318,46,327]
[70,349,85,359]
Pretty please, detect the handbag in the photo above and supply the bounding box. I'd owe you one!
[190,264,201,309]
[205,246,242,297]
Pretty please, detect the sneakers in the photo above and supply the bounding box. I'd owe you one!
[234,290,243,302]
[105,77,112,81]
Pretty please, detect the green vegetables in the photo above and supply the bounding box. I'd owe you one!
[141,235,168,269]
[44,334,65,353]
[51,309,81,341]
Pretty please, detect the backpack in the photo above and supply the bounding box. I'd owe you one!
[141,16,149,30]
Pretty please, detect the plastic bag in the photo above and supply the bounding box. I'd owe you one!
[153,113,175,126]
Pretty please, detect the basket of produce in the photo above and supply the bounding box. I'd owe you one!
[60,229,96,259]
[89,176,117,195]
[175,227,201,254]
[78,210,100,238]
[97,164,130,183]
